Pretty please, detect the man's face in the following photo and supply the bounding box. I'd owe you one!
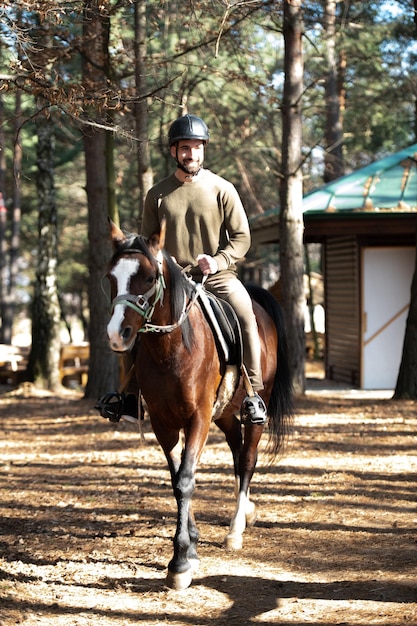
[172,139,205,174]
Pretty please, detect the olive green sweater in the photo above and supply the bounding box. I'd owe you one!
[141,169,250,274]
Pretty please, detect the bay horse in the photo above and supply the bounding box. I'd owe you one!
[105,219,292,590]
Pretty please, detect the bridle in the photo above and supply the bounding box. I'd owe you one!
[110,249,201,335]
[111,265,165,327]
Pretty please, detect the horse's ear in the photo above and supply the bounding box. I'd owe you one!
[148,217,167,254]
[108,217,126,249]
[159,217,166,249]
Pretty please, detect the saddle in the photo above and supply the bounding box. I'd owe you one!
[197,287,243,367]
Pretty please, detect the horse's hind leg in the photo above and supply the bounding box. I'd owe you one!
[225,422,264,550]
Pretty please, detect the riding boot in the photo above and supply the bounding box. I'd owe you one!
[240,393,267,425]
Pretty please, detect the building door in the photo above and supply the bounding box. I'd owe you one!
[362,247,415,389]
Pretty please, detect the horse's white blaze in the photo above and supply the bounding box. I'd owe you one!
[107,257,140,350]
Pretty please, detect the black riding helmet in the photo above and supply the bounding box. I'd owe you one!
[168,114,209,146]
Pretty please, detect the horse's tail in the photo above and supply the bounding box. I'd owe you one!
[246,284,293,457]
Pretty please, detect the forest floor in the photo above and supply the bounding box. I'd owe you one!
[0,362,416,625]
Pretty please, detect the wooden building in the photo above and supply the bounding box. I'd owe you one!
[250,144,417,389]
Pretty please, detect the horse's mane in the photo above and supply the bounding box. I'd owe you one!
[162,251,195,350]
[112,233,195,350]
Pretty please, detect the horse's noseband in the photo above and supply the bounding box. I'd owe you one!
[111,286,157,318]
[111,274,166,326]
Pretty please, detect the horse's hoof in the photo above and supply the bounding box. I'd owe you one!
[166,568,193,590]
[224,533,243,550]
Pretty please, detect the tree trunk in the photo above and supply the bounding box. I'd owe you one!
[2,90,23,345]
[414,0,417,140]
[323,0,344,182]
[27,103,61,390]
[82,0,119,399]
[0,35,23,345]
[83,129,119,398]
[394,1,417,398]
[134,0,153,223]
[106,127,118,223]
[0,81,7,343]
[394,232,417,398]
[279,0,305,395]
[0,189,7,343]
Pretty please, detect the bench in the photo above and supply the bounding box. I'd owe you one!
[0,344,29,386]
[59,343,89,388]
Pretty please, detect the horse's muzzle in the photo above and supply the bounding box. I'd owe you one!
[108,325,135,352]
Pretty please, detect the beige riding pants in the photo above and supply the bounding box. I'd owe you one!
[204,270,263,392]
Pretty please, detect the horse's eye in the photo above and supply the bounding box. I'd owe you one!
[146,275,156,285]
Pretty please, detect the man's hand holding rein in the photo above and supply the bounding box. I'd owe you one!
[196,254,218,275]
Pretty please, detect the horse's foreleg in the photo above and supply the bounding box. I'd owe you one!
[153,431,195,590]
[225,423,264,550]
[187,509,200,567]
[166,455,200,590]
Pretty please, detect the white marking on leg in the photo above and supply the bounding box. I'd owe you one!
[245,490,257,527]
[225,487,257,550]
[225,491,248,550]
[107,257,140,350]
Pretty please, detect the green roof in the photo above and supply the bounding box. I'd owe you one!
[303,143,417,214]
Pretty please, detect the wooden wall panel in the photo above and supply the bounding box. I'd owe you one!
[325,237,360,385]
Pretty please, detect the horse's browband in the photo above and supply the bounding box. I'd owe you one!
[113,247,152,260]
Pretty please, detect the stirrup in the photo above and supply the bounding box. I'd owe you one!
[240,393,268,425]
[95,391,127,423]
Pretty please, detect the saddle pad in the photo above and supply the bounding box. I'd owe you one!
[198,289,242,366]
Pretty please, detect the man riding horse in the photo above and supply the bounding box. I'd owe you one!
[97,114,267,425]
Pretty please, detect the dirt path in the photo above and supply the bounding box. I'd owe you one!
[0,380,416,625]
